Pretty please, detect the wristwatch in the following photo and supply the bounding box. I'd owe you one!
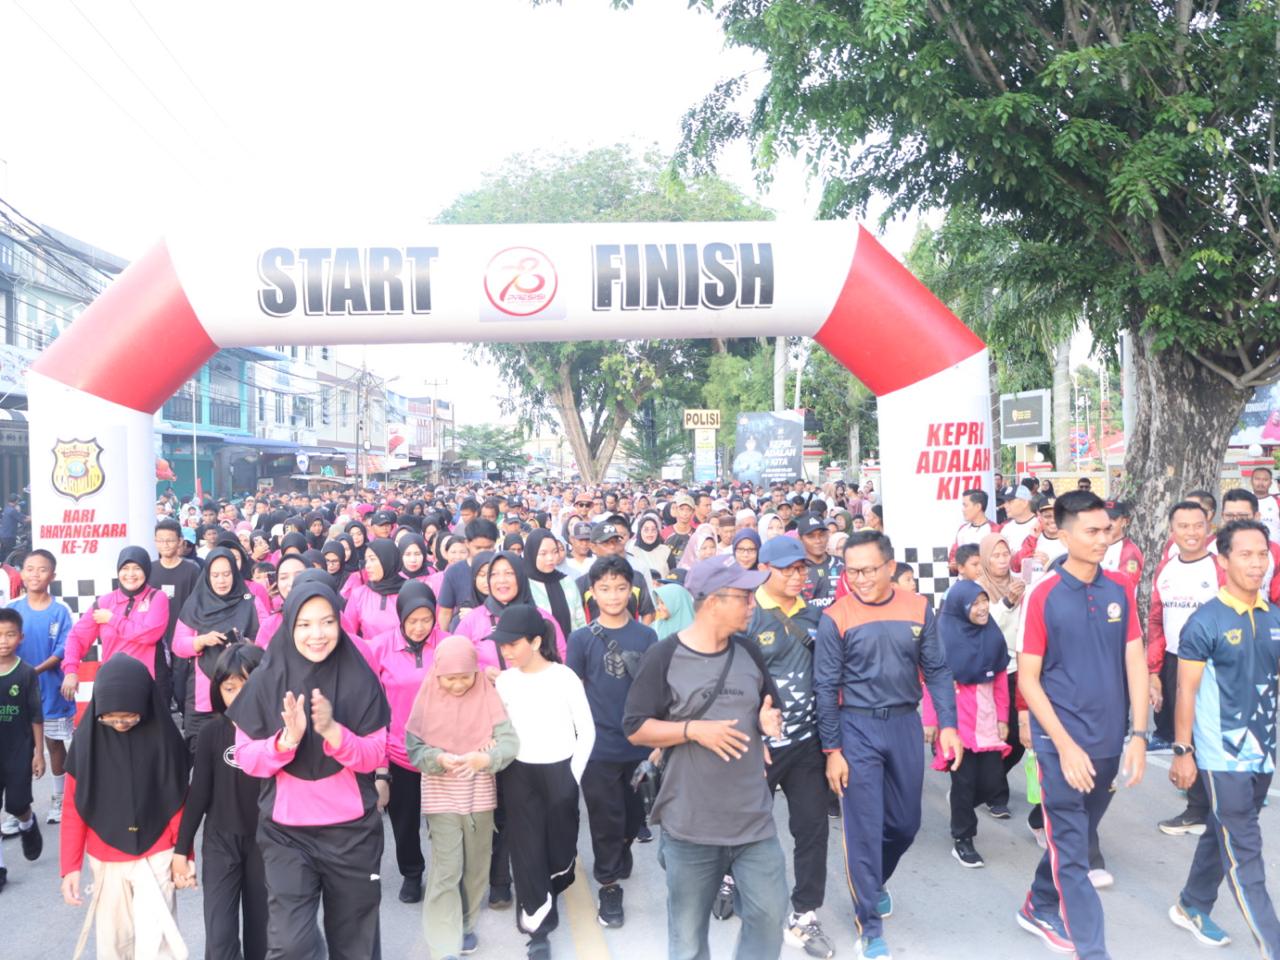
[373,772,392,783]
[1127,728,1151,745]
[1172,743,1196,757]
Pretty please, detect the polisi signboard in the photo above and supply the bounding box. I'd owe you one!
[683,409,721,430]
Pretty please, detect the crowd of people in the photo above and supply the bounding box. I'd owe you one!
[0,465,1279,960]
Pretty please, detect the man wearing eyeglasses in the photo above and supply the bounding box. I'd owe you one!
[623,555,787,960]
[814,531,962,960]
[741,536,835,958]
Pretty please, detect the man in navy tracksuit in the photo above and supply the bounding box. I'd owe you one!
[815,531,962,960]
[1168,518,1280,955]
[1016,491,1149,959]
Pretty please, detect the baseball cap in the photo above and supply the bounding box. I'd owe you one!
[370,510,396,526]
[759,536,807,568]
[1105,500,1131,519]
[711,498,729,513]
[672,494,695,509]
[591,522,626,544]
[1014,487,1034,502]
[570,521,594,540]
[793,512,827,536]
[684,555,768,599]
[1032,495,1055,513]
[489,605,555,647]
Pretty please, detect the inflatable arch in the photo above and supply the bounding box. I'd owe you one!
[29,221,991,608]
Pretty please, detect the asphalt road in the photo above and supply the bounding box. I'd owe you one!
[5,751,1278,959]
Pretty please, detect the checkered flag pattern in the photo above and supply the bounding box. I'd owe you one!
[50,576,119,617]
[901,546,952,605]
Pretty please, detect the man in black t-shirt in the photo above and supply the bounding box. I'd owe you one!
[150,519,202,715]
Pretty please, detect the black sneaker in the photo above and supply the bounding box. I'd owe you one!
[598,883,625,928]
[636,823,653,843]
[489,883,513,908]
[712,876,735,920]
[1158,812,1207,837]
[398,874,423,903]
[19,819,41,862]
[951,837,984,868]
[986,803,1011,820]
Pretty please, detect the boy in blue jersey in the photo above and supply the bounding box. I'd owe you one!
[1169,519,1280,955]
[1015,491,1149,959]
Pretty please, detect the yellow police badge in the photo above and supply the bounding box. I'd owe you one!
[1225,628,1243,646]
[51,438,105,502]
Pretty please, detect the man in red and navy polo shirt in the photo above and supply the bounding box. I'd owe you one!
[1015,491,1149,960]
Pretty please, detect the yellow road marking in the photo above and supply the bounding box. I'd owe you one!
[565,856,613,959]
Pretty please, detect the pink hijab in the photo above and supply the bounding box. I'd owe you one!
[404,635,507,755]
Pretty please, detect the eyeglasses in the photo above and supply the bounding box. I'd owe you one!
[846,562,890,581]
[734,544,758,554]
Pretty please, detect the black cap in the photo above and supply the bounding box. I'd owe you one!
[591,522,626,544]
[370,510,396,526]
[793,512,826,536]
[490,605,555,647]
[1105,500,1131,519]
[1032,494,1055,512]
[570,521,593,540]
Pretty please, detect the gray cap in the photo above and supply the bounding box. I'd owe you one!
[684,555,768,600]
[570,521,594,540]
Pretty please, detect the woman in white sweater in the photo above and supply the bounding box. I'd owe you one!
[490,604,595,960]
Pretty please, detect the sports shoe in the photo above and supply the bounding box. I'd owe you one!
[858,935,892,958]
[1028,822,1048,849]
[784,910,835,958]
[597,883,624,928]
[398,874,423,903]
[1169,901,1231,947]
[1147,735,1174,754]
[488,883,512,909]
[47,794,62,825]
[1016,897,1075,954]
[1088,868,1114,889]
[461,931,479,955]
[636,823,653,843]
[712,876,735,920]
[19,818,41,861]
[0,814,17,837]
[952,837,984,868]
[986,803,1011,820]
[1159,812,1207,837]
[875,887,893,918]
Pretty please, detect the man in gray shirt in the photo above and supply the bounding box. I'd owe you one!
[623,555,787,960]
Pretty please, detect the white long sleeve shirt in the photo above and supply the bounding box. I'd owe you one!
[495,662,596,782]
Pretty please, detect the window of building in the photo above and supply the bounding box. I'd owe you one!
[275,393,285,424]
[290,346,298,359]
[295,396,313,429]
[258,391,266,423]
[305,346,313,362]
[321,346,330,361]
[339,391,349,427]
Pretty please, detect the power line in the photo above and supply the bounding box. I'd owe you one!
[11,0,198,181]
[67,0,210,156]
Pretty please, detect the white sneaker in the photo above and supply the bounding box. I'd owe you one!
[0,814,18,837]
[47,794,62,824]
[1088,869,1114,889]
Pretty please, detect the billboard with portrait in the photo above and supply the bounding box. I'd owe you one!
[732,411,804,485]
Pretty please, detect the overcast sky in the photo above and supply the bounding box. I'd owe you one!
[0,0,926,424]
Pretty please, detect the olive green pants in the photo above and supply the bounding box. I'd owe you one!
[424,810,494,958]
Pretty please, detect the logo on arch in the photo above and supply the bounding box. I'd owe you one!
[484,247,558,317]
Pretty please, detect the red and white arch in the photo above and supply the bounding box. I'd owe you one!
[29,221,991,593]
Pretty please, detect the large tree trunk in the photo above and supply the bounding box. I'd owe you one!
[552,362,600,484]
[1123,331,1250,607]
[1052,339,1072,469]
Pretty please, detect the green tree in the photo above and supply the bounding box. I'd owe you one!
[437,146,772,483]
[454,424,527,478]
[798,346,878,469]
[661,1,1280,570]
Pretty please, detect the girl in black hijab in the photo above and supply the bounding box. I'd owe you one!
[60,654,190,958]
[320,540,347,592]
[226,582,391,960]
[174,547,260,749]
[398,532,431,583]
[524,528,585,639]
[340,538,405,640]
[279,532,308,558]
[454,552,566,662]
[346,521,370,571]
[502,532,525,556]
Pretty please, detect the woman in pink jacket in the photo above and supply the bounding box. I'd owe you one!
[61,546,169,699]
[228,581,390,960]
[453,552,566,664]
[341,539,403,642]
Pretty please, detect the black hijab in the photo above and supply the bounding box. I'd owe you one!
[469,550,496,607]
[320,540,346,591]
[524,529,572,639]
[227,582,389,780]
[634,514,664,552]
[365,538,403,598]
[483,551,534,616]
[115,546,153,600]
[335,533,358,574]
[347,521,369,568]
[502,533,524,552]
[179,547,260,680]
[397,580,438,666]
[397,533,429,579]
[65,654,188,855]
[280,532,308,557]
[216,531,254,577]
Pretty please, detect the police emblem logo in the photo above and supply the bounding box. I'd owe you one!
[1225,628,1243,646]
[1106,602,1122,622]
[1126,560,1139,574]
[758,630,776,647]
[51,438,105,502]
[911,626,922,638]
